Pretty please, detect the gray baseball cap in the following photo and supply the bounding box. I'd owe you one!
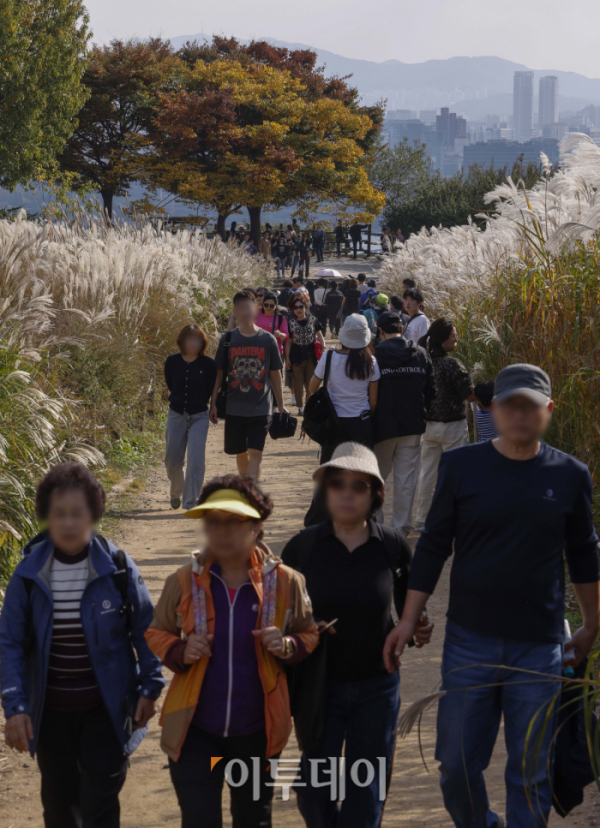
[494,364,552,405]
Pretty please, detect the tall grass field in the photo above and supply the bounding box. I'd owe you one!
[380,132,600,497]
[0,213,270,584]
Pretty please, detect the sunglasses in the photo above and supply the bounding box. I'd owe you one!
[293,304,305,310]
[203,514,251,528]
[263,303,276,309]
[326,477,371,494]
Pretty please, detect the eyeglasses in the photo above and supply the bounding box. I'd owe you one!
[326,477,371,494]
[263,303,276,309]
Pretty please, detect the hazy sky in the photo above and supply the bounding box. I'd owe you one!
[84,0,600,77]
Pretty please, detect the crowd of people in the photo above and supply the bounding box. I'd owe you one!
[227,220,405,272]
[1,267,599,828]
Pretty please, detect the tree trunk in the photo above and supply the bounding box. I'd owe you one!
[216,213,227,241]
[247,205,262,246]
[101,190,114,222]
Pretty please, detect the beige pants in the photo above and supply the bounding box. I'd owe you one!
[374,435,422,533]
[415,419,469,526]
[291,360,315,408]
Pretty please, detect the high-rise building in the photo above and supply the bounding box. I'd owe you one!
[513,71,534,141]
[539,76,559,129]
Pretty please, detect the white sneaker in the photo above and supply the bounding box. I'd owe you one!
[299,407,304,415]
[291,395,297,406]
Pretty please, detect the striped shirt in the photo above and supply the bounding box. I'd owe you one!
[476,408,497,442]
[45,546,102,712]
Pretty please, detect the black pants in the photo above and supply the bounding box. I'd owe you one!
[169,726,277,828]
[352,239,359,259]
[36,706,128,828]
[304,412,374,526]
[327,310,341,336]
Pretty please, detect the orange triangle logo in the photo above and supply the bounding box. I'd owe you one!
[211,757,224,771]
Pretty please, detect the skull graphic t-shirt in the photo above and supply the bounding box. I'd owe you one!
[216,327,283,417]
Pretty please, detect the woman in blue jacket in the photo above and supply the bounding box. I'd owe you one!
[0,462,165,828]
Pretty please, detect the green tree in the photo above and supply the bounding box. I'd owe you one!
[386,158,543,236]
[368,138,431,211]
[0,0,90,188]
[58,38,178,217]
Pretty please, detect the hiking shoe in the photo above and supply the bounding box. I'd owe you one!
[170,497,181,510]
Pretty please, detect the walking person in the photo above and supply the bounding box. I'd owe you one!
[356,272,369,296]
[146,474,318,828]
[285,292,325,415]
[274,233,288,277]
[278,279,294,310]
[324,280,344,337]
[349,222,365,259]
[256,292,289,356]
[473,380,498,441]
[403,287,430,343]
[0,462,165,828]
[313,278,330,331]
[385,363,600,828]
[312,226,325,263]
[210,290,288,481]
[373,312,435,534]
[414,318,475,528]
[334,221,345,257]
[380,226,392,253]
[341,277,361,321]
[258,230,271,261]
[298,233,311,278]
[164,324,216,510]
[308,314,380,464]
[283,443,433,828]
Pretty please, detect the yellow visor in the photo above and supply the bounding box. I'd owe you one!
[185,489,262,520]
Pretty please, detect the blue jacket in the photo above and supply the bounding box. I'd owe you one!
[0,535,165,756]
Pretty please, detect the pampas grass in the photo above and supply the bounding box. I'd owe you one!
[380,133,600,489]
[0,211,270,581]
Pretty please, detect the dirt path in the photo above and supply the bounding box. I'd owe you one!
[2,375,600,826]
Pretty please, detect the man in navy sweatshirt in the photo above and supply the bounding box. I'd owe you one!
[383,364,600,828]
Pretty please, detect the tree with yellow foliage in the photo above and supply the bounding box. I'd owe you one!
[147,38,385,241]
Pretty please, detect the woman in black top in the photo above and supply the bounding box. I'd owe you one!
[414,317,476,529]
[341,277,361,320]
[285,292,325,414]
[282,442,432,828]
[164,324,217,510]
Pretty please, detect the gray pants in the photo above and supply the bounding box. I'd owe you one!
[164,409,210,510]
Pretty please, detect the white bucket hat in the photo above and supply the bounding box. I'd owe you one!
[339,314,371,349]
[313,442,385,488]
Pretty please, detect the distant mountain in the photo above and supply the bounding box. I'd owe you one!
[171,35,600,112]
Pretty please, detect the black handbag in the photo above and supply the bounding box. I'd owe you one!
[215,331,232,420]
[286,627,330,755]
[302,349,339,446]
[269,411,298,440]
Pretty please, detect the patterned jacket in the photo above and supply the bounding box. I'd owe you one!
[145,543,318,760]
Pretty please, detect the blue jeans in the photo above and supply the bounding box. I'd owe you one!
[164,409,210,510]
[436,620,562,828]
[296,670,400,828]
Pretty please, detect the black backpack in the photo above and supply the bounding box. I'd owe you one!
[21,531,131,655]
[215,330,233,420]
[302,349,339,446]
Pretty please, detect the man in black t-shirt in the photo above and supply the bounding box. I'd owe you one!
[211,290,287,480]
